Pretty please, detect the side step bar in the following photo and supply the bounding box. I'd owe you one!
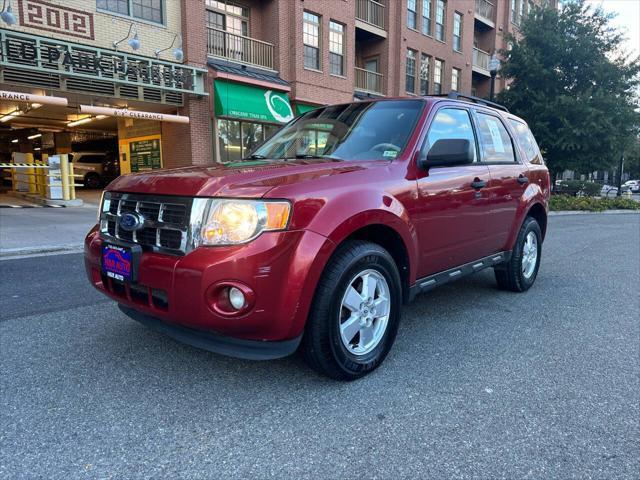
[409,251,511,300]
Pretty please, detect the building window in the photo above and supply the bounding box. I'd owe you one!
[433,59,443,94]
[453,12,462,52]
[206,0,249,35]
[422,0,432,36]
[217,119,279,162]
[420,54,430,95]
[406,49,417,94]
[407,0,417,29]
[519,0,526,21]
[451,67,460,92]
[97,0,164,24]
[511,0,518,24]
[435,0,446,42]
[303,11,321,70]
[329,21,345,76]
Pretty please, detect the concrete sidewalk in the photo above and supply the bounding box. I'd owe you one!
[0,206,97,258]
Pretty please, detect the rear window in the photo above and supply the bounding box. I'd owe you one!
[76,155,105,164]
[509,119,543,165]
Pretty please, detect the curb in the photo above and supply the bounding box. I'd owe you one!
[6,191,83,207]
[0,244,84,260]
[549,210,640,216]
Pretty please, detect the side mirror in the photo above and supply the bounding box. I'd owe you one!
[419,139,474,169]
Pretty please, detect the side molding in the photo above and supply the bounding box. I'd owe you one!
[409,251,512,301]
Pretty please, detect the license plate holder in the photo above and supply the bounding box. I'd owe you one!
[101,242,142,283]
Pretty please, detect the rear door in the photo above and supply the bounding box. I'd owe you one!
[473,110,529,252]
[415,106,493,276]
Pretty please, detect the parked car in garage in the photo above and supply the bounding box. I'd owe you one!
[70,152,119,189]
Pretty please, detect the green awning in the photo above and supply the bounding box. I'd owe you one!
[214,80,294,123]
[294,102,319,115]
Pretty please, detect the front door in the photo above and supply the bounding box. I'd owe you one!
[415,107,494,277]
[473,110,530,252]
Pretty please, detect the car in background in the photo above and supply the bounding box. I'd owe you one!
[622,180,640,193]
[70,152,119,189]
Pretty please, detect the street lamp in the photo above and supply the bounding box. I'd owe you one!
[489,54,500,102]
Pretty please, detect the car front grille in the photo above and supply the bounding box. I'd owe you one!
[100,192,193,255]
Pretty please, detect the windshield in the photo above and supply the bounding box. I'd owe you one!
[249,100,424,161]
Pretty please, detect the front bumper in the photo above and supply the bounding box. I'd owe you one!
[120,305,301,360]
[85,225,333,343]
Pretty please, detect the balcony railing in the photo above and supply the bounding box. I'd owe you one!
[475,0,495,24]
[473,47,490,72]
[356,0,385,30]
[355,67,384,95]
[206,27,274,70]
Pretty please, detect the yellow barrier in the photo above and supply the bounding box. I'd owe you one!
[4,157,81,201]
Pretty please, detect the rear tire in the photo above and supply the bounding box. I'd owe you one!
[302,240,402,380]
[495,216,542,292]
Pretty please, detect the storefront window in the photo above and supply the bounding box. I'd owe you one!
[218,119,242,162]
[217,119,281,162]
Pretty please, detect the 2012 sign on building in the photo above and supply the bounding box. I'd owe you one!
[18,0,95,40]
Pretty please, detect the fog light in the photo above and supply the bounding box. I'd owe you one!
[228,287,245,310]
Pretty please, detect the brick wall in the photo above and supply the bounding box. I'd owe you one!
[161,0,213,168]
[4,0,182,62]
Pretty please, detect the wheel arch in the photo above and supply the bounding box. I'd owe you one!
[526,202,547,240]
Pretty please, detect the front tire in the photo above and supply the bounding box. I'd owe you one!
[495,216,542,292]
[302,240,402,380]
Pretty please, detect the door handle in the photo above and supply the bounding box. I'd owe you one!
[471,179,486,189]
[517,175,529,185]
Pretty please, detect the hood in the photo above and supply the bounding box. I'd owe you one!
[106,158,372,198]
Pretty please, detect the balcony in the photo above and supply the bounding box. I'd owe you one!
[354,67,384,96]
[472,47,491,76]
[355,0,387,38]
[207,27,274,71]
[474,0,495,28]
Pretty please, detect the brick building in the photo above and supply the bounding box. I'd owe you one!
[0,0,556,171]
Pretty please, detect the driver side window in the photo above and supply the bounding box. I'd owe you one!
[425,108,477,162]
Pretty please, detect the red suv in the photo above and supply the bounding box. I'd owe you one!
[85,95,550,380]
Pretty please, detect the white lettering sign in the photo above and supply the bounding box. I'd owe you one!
[0,90,68,106]
[79,105,189,124]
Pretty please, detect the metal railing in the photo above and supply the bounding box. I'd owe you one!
[356,0,386,30]
[206,27,274,70]
[473,47,490,71]
[475,0,495,23]
[354,68,384,95]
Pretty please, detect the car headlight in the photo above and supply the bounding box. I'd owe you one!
[192,199,291,246]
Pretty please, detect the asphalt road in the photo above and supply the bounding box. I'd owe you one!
[1,214,638,479]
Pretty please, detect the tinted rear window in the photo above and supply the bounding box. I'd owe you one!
[509,119,543,165]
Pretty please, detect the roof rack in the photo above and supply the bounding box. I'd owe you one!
[430,92,509,112]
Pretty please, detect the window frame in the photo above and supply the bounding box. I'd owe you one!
[329,20,346,77]
[406,48,417,94]
[422,0,432,36]
[420,106,481,165]
[97,0,166,26]
[205,0,250,36]
[420,53,431,96]
[435,0,446,42]
[471,108,521,165]
[451,67,460,92]
[407,0,418,30]
[452,11,463,52]
[303,10,322,71]
[433,58,443,94]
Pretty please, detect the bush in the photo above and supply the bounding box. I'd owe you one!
[550,195,640,211]
[554,180,602,197]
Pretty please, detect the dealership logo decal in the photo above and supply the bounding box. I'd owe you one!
[264,90,293,123]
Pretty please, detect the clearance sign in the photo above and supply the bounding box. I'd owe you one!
[0,90,67,106]
[79,105,189,124]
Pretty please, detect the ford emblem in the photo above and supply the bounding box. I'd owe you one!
[119,212,145,231]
